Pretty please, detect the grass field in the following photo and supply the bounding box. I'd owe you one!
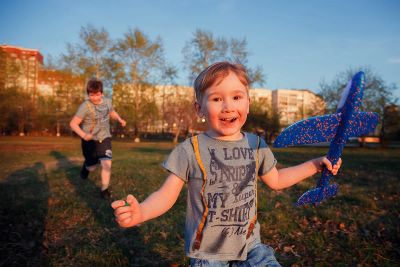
[0,136,399,266]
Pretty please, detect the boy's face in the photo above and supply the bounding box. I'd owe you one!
[196,71,250,141]
[88,91,103,105]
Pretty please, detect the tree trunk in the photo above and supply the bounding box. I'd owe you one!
[173,126,180,143]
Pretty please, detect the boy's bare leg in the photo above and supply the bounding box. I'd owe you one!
[100,159,112,191]
[87,165,97,172]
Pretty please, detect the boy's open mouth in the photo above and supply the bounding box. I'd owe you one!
[220,117,237,123]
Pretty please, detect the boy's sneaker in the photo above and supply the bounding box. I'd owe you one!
[80,163,89,179]
[100,188,112,200]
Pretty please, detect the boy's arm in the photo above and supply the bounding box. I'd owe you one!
[260,157,341,190]
[70,116,92,140]
[109,110,126,127]
[112,173,185,228]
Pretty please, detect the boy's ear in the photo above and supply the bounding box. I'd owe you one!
[194,102,203,117]
[247,97,250,114]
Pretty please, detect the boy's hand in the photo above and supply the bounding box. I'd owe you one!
[119,119,126,127]
[111,194,142,228]
[315,157,342,175]
[83,133,93,141]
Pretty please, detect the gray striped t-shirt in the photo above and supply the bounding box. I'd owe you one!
[75,97,113,141]
[163,132,276,261]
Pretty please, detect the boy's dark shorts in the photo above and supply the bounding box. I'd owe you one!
[81,137,112,167]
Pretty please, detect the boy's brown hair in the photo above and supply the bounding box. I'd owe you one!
[86,78,103,94]
[194,61,250,102]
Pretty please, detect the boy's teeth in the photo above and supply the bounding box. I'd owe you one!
[222,118,235,122]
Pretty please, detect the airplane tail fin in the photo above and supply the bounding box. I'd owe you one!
[296,184,339,207]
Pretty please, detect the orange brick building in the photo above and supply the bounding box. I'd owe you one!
[0,45,44,99]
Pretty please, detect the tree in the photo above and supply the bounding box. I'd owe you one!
[383,104,400,141]
[111,28,166,138]
[301,94,326,118]
[160,65,178,134]
[61,24,112,85]
[182,29,265,87]
[37,67,84,135]
[0,86,34,135]
[319,66,399,143]
[35,94,58,135]
[163,86,196,143]
[244,97,280,144]
[0,50,35,135]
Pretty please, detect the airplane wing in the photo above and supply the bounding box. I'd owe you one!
[273,113,341,148]
[345,111,380,138]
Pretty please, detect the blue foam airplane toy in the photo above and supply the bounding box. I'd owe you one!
[273,71,379,206]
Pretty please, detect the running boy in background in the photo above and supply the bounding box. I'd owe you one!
[70,78,126,200]
[112,62,341,266]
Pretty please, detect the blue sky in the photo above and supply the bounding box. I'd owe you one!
[1,0,399,98]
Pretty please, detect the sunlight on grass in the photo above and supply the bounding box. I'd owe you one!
[0,137,399,266]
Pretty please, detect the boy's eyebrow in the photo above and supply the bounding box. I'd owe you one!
[206,89,247,97]
[232,89,247,93]
[229,89,248,96]
[207,91,220,96]
[208,87,247,94]
[205,90,221,97]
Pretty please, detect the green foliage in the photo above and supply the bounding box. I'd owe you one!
[59,26,176,137]
[0,137,399,266]
[111,28,167,137]
[61,24,112,83]
[319,67,399,141]
[384,104,400,140]
[244,97,280,143]
[0,86,35,135]
[319,67,398,114]
[182,29,265,86]
[112,28,165,84]
[161,85,197,142]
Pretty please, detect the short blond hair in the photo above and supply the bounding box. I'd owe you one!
[194,61,250,102]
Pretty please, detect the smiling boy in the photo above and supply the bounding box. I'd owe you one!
[112,62,341,266]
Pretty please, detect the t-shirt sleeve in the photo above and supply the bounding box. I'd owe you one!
[75,102,88,119]
[162,141,191,182]
[106,97,114,112]
[258,138,277,176]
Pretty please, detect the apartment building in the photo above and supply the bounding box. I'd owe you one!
[0,45,43,98]
[244,87,325,126]
[272,89,325,126]
[145,85,324,131]
[250,88,272,104]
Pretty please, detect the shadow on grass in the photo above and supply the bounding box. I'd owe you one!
[49,150,169,266]
[0,162,49,266]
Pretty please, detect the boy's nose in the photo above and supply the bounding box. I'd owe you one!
[222,100,234,112]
